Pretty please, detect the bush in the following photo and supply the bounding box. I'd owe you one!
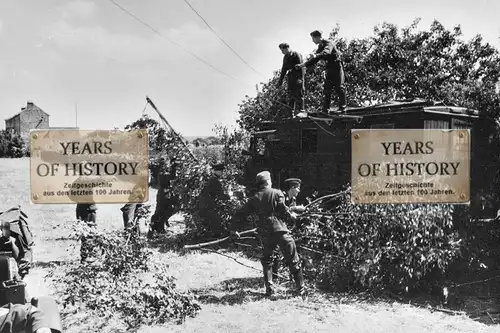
[52,221,201,330]
[289,188,462,293]
[0,130,27,158]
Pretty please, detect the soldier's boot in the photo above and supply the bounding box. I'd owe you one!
[262,264,275,296]
[292,269,305,296]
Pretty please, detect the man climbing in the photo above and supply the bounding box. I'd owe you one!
[277,43,307,118]
[295,30,347,114]
[230,171,304,297]
[272,178,306,280]
[198,162,230,237]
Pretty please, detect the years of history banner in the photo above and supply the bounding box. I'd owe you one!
[29,129,149,204]
[351,129,470,204]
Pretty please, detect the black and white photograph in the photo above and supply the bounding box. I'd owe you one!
[0,0,499,332]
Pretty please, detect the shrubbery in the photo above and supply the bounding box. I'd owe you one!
[125,115,467,296]
[52,220,201,330]
[0,130,28,158]
[287,189,462,293]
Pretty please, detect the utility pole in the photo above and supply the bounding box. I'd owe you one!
[145,96,198,162]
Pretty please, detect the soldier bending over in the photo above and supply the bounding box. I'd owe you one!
[296,30,347,114]
[277,43,307,118]
[272,178,306,280]
[230,171,304,296]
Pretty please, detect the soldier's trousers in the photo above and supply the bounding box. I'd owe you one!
[76,204,97,262]
[121,203,142,229]
[287,75,305,115]
[260,231,303,292]
[323,63,346,111]
[198,209,223,236]
[151,189,176,232]
[76,204,96,222]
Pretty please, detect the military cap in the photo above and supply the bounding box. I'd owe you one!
[310,30,322,37]
[284,178,301,189]
[256,171,271,184]
[278,42,290,49]
[211,162,225,171]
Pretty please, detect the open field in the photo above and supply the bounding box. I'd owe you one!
[1,158,499,332]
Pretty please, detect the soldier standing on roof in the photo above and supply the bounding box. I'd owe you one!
[296,30,347,114]
[198,162,230,237]
[230,171,305,296]
[276,43,307,118]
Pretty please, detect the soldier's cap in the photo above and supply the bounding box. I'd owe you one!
[278,42,290,49]
[256,171,271,184]
[310,30,322,37]
[284,178,301,189]
[211,162,225,171]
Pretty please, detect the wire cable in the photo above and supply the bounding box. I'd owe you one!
[181,0,265,78]
[107,0,297,119]
[107,0,246,86]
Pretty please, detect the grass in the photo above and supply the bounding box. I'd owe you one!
[1,157,499,333]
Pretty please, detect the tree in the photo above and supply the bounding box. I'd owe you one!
[0,130,27,158]
[237,18,500,202]
[238,19,500,132]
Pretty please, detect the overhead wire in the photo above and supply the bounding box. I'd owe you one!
[181,0,265,78]
[107,0,300,121]
[107,0,246,86]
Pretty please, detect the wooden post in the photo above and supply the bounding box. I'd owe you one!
[145,96,198,162]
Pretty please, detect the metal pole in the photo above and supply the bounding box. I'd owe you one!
[145,96,198,162]
[75,103,78,128]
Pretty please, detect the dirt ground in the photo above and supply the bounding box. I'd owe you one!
[2,158,500,333]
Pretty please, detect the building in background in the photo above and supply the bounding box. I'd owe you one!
[5,101,50,140]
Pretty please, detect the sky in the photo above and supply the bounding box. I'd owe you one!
[0,0,499,136]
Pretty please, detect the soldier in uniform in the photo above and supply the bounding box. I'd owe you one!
[296,30,347,114]
[121,183,147,231]
[276,43,307,118]
[150,158,177,234]
[0,221,20,262]
[272,178,306,280]
[75,203,97,223]
[282,178,306,213]
[71,175,99,263]
[198,162,230,237]
[230,171,304,296]
[121,203,143,230]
